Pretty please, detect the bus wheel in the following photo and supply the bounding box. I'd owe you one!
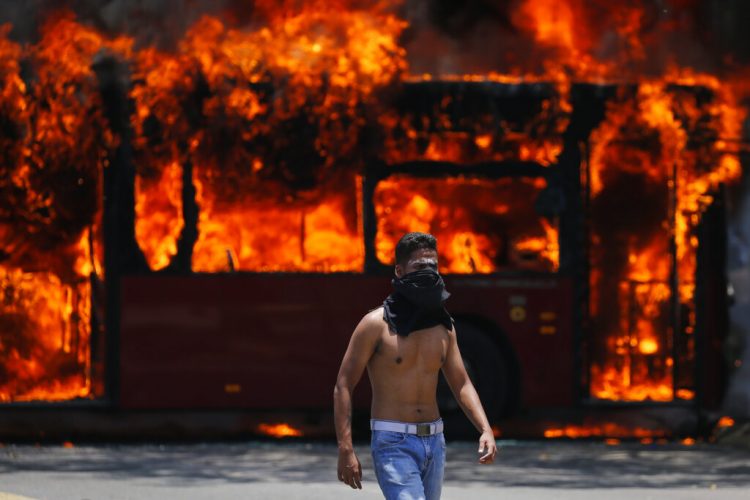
[437,322,509,437]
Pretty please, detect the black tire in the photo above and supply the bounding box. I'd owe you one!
[437,322,510,438]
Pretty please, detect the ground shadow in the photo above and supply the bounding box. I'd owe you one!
[0,441,749,489]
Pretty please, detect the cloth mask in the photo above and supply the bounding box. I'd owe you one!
[382,267,453,337]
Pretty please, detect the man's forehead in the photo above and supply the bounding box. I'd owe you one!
[407,249,438,263]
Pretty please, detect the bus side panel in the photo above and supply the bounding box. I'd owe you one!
[450,276,574,407]
[119,275,386,409]
[120,274,573,411]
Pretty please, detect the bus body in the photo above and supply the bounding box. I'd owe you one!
[111,81,728,426]
[119,273,573,412]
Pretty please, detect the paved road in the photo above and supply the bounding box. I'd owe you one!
[1,440,749,499]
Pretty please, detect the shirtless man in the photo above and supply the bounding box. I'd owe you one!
[334,232,497,499]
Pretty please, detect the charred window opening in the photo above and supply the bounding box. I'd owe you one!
[374,175,559,274]
[587,84,740,402]
[382,79,568,166]
[190,180,364,273]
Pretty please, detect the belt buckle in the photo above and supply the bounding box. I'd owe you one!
[416,423,431,436]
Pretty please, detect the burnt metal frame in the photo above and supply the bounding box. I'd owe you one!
[96,56,150,406]
[669,161,682,402]
[694,186,730,410]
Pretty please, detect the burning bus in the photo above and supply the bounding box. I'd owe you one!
[0,2,746,437]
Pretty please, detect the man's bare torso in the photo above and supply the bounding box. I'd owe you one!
[366,307,451,423]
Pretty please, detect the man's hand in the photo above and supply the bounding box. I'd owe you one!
[478,430,497,464]
[337,449,363,489]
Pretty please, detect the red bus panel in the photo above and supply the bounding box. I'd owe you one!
[119,274,573,409]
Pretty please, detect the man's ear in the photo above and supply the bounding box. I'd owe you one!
[394,264,403,278]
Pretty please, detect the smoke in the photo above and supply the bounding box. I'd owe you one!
[0,0,235,48]
[400,0,748,77]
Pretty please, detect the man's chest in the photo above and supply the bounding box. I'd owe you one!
[374,326,449,370]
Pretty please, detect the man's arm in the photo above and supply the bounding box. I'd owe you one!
[441,326,497,464]
[333,311,380,489]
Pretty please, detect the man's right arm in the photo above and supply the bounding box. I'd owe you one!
[333,311,380,490]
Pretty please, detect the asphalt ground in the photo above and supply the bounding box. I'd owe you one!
[1,440,749,499]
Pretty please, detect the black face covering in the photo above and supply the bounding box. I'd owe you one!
[382,268,454,337]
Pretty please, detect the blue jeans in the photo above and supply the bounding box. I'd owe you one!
[370,423,446,500]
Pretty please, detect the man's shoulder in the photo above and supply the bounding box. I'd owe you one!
[350,308,386,348]
[361,307,386,331]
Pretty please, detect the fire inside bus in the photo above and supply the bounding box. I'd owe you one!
[0,9,740,438]
[114,80,731,423]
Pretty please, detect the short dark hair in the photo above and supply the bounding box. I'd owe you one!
[395,232,438,267]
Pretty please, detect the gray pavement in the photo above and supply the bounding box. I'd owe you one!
[0,440,749,499]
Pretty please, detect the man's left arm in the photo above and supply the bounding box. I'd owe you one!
[441,326,497,464]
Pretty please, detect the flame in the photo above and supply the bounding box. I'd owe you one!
[543,423,665,439]
[385,74,568,166]
[515,219,560,272]
[130,8,406,272]
[257,423,304,438]
[134,162,184,271]
[192,188,363,272]
[514,0,578,51]
[0,14,129,402]
[374,176,558,273]
[717,416,735,428]
[130,46,197,270]
[638,337,659,356]
[588,75,744,402]
[0,266,92,402]
[0,2,746,410]
[475,134,493,150]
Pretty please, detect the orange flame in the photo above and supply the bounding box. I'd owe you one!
[257,423,304,438]
[588,75,744,402]
[130,9,406,272]
[374,176,559,273]
[544,423,666,439]
[717,416,735,428]
[0,14,129,402]
[514,0,578,52]
[0,3,746,408]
